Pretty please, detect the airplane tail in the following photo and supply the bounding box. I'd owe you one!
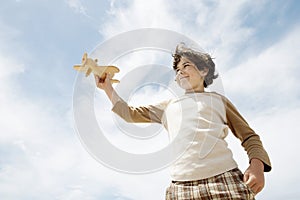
[85,68,93,77]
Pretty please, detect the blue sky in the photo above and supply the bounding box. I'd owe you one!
[1,0,300,199]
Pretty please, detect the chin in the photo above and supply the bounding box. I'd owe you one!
[179,84,193,90]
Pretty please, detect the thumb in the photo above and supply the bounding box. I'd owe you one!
[94,74,100,82]
[243,171,250,183]
[106,73,113,82]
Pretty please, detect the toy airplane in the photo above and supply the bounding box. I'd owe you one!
[73,52,120,83]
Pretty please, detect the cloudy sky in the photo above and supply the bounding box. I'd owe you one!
[1,0,300,199]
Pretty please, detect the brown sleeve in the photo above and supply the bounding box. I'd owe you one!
[111,98,168,123]
[223,97,272,172]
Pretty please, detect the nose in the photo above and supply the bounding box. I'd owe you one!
[177,68,186,75]
[178,69,188,77]
[175,70,184,81]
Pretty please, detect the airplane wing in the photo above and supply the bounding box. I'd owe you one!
[103,65,120,73]
[111,79,120,83]
[93,66,120,77]
[73,65,87,71]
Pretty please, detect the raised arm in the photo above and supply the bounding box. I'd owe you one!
[95,73,167,123]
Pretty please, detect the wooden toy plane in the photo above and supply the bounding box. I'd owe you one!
[73,52,120,83]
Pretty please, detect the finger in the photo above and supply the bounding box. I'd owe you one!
[104,72,109,79]
[245,179,258,195]
[256,186,263,194]
[252,182,264,194]
[94,76,100,87]
[253,184,264,195]
[106,73,113,84]
[245,176,255,188]
[106,73,112,81]
[94,74,99,82]
[249,183,258,194]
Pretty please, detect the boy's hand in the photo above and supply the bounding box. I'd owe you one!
[243,158,265,194]
[95,73,112,90]
[94,73,120,105]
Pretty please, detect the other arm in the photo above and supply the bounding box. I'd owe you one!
[224,97,271,194]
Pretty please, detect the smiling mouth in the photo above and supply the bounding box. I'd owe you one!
[179,76,189,80]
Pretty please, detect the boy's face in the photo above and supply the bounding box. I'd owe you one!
[175,56,206,92]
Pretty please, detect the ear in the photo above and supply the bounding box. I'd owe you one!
[199,67,209,77]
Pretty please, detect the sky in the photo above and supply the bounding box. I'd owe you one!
[1,0,300,199]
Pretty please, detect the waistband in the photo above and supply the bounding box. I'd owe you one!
[171,168,242,185]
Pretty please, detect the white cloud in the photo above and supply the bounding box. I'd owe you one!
[65,0,87,15]
[100,0,182,38]
[99,0,275,71]
[0,21,24,83]
[222,26,300,108]
[167,0,273,68]
[0,20,107,199]
[251,107,300,199]
[0,23,27,142]
[64,0,99,24]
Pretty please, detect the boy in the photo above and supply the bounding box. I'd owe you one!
[95,43,271,199]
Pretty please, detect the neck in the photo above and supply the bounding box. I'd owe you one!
[185,84,205,94]
[185,90,205,94]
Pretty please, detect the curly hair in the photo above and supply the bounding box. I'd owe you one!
[173,43,218,88]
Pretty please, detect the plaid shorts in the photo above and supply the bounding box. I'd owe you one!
[165,168,255,200]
